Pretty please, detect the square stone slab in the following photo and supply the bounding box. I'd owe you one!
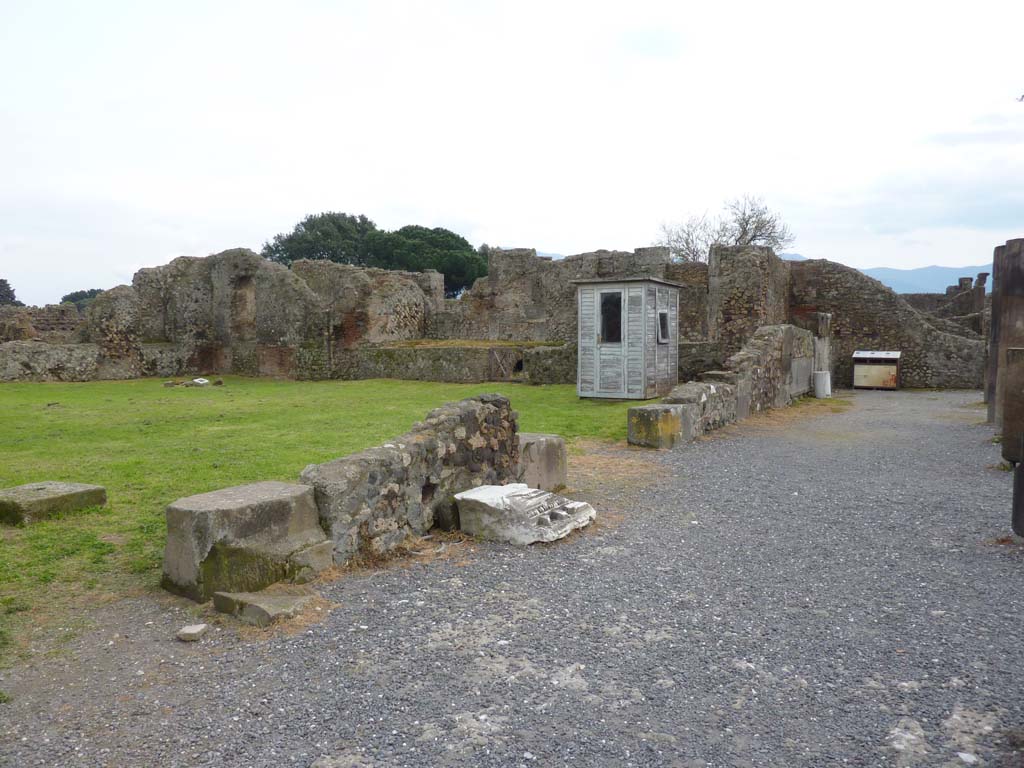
[0,481,107,525]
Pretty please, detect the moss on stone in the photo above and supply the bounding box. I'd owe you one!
[197,544,293,601]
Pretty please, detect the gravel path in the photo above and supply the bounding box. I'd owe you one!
[2,389,1022,767]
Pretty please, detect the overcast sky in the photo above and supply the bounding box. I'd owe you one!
[2,1,1022,306]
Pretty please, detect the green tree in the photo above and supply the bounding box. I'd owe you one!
[367,226,487,296]
[261,212,378,266]
[0,279,23,307]
[60,288,104,311]
[263,213,488,296]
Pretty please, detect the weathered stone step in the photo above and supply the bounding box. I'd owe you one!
[213,589,315,627]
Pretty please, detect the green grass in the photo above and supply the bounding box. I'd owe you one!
[0,377,640,660]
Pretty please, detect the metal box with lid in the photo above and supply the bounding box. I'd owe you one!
[853,350,901,390]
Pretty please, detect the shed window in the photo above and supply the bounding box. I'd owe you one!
[657,310,670,344]
[600,292,622,343]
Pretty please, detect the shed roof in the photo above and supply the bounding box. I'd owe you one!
[570,277,683,288]
[853,350,902,359]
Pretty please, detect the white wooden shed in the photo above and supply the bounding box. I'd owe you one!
[574,277,681,399]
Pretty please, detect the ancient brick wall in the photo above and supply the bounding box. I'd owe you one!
[790,260,984,388]
[300,395,519,562]
[0,304,83,343]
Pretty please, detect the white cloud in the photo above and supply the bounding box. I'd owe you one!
[1,0,1022,304]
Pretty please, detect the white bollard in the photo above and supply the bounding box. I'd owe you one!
[814,371,832,399]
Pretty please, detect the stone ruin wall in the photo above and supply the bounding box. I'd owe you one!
[789,259,985,388]
[706,245,792,358]
[426,246,677,343]
[902,273,989,336]
[0,241,989,390]
[0,249,446,382]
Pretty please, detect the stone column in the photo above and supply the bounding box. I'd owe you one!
[814,312,832,375]
[988,244,1007,422]
[997,240,1024,429]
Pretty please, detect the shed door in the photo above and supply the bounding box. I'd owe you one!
[595,288,627,396]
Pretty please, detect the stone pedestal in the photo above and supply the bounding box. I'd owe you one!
[517,433,568,491]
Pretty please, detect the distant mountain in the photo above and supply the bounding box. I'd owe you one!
[861,264,991,294]
[779,253,807,261]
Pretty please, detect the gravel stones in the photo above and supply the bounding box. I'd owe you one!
[0,481,107,525]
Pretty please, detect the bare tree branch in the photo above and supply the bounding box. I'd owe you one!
[657,195,795,263]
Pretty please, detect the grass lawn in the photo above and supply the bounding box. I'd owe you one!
[0,377,641,662]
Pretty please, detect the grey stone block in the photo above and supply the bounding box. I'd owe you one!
[161,480,330,602]
[0,481,107,525]
[627,404,684,449]
[517,433,568,491]
[455,484,595,546]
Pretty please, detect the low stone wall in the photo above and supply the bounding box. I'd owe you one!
[662,380,738,435]
[322,344,537,383]
[630,324,818,447]
[523,344,576,385]
[300,395,519,562]
[0,341,104,382]
[328,346,495,383]
[724,325,814,417]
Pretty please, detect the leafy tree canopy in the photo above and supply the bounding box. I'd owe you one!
[60,288,104,311]
[263,212,378,267]
[262,213,487,296]
[0,278,23,307]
